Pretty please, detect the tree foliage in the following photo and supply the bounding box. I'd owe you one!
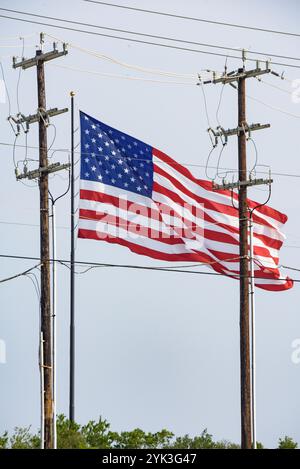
[278,436,298,449]
[0,415,297,449]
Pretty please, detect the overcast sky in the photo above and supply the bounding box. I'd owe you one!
[0,0,300,448]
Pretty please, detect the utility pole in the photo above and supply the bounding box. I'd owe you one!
[12,35,68,449]
[237,71,252,449]
[203,58,274,448]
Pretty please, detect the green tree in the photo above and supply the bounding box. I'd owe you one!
[112,428,173,449]
[81,417,113,448]
[0,431,9,449]
[9,427,40,449]
[278,436,298,449]
[56,414,87,449]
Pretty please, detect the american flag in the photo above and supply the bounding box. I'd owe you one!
[78,111,293,292]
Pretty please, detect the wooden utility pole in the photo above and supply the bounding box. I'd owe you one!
[37,50,53,448]
[237,71,251,449]
[13,37,68,449]
[203,59,273,448]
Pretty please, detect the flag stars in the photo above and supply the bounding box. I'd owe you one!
[133,141,138,146]
[98,175,103,181]
[118,173,122,178]
[111,164,116,169]
[91,138,96,143]
[98,147,103,152]
[85,129,90,135]
[91,152,95,157]
[84,158,89,163]
[98,133,103,138]
[124,168,129,174]
[85,143,90,149]
[105,142,110,147]
[111,178,116,184]
[104,155,110,161]
[91,166,96,172]
[91,124,96,130]
[111,150,117,156]
[85,172,90,177]
[124,182,129,187]
[136,186,142,192]
[118,159,123,165]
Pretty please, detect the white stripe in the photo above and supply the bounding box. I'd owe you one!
[79,199,177,237]
[154,153,286,231]
[79,218,196,254]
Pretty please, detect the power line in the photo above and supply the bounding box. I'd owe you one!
[2,140,300,179]
[84,1,300,39]
[0,263,41,284]
[1,7,300,64]
[2,218,299,249]
[50,63,198,85]
[0,253,298,282]
[1,12,300,70]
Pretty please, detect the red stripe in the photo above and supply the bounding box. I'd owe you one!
[79,209,185,245]
[78,228,211,262]
[78,228,291,291]
[154,166,278,231]
[154,164,240,218]
[154,148,288,224]
[81,188,281,267]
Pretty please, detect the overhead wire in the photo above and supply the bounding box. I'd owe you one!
[50,63,199,85]
[83,1,300,40]
[0,253,298,282]
[1,12,300,70]
[0,263,41,284]
[2,140,300,179]
[1,7,300,64]
[46,34,204,80]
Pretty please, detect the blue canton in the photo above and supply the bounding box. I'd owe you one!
[80,111,154,197]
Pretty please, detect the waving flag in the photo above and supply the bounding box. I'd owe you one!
[78,111,293,291]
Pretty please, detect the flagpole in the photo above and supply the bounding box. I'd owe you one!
[51,199,57,447]
[249,213,256,449]
[69,91,75,422]
[40,331,45,449]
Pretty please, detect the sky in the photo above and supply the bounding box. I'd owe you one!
[0,0,300,448]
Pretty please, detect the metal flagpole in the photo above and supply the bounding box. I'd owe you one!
[40,331,45,449]
[248,213,256,448]
[51,200,57,448]
[69,91,75,421]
